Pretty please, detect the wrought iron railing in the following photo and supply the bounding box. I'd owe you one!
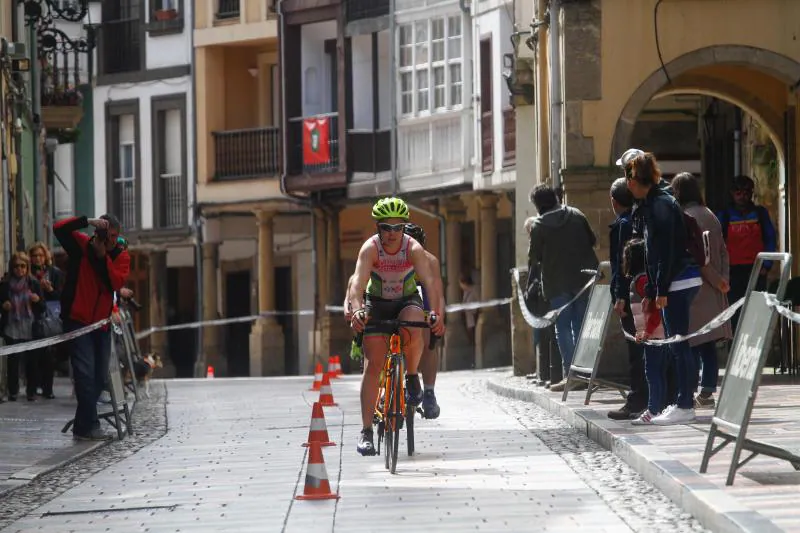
[503,107,516,167]
[101,18,142,75]
[287,113,340,175]
[345,0,390,22]
[212,127,281,180]
[158,173,185,228]
[113,177,137,230]
[217,0,240,19]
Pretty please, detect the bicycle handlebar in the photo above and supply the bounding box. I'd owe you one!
[353,317,440,351]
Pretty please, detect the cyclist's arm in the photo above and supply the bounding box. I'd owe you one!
[348,241,376,314]
[344,274,356,320]
[410,241,443,317]
[428,253,445,315]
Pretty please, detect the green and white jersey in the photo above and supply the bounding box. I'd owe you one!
[366,234,418,299]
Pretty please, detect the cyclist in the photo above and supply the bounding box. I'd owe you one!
[402,223,443,419]
[348,197,445,456]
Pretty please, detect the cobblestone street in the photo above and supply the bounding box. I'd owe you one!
[0,372,707,532]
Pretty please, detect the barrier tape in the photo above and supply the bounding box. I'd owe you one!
[134,310,315,340]
[0,318,111,358]
[622,297,744,346]
[766,295,800,325]
[324,297,513,315]
[511,268,601,329]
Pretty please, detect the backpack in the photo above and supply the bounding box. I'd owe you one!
[683,211,709,267]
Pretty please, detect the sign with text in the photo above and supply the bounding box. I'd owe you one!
[571,285,613,371]
[303,117,331,166]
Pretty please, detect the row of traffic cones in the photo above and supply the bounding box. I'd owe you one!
[296,355,343,501]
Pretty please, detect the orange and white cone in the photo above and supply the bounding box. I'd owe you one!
[327,356,337,379]
[295,441,338,501]
[309,363,323,391]
[302,402,335,447]
[318,373,337,407]
[206,365,215,379]
[333,355,343,377]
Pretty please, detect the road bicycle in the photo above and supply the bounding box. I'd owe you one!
[355,315,438,474]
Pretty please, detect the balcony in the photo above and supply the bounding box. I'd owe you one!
[503,107,516,167]
[212,127,281,180]
[347,129,390,174]
[101,18,142,75]
[40,59,85,131]
[481,111,493,173]
[287,113,340,176]
[157,173,186,228]
[216,0,240,20]
[112,177,137,231]
[345,0,390,22]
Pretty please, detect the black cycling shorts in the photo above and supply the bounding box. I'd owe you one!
[364,293,424,336]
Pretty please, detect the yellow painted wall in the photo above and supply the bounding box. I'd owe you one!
[194,0,208,28]
[586,0,800,163]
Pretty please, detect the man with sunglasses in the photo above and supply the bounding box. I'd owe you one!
[716,175,776,329]
[348,197,445,456]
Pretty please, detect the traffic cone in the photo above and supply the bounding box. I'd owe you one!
[327,355,337,379]
[206,365,215,379]
[318,373,337,407]
[334,355,343,377]
[309,363,323,391]
[302,402,335,447]
[295,441,338,501]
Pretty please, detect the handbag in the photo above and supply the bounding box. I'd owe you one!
[33,304,63,340]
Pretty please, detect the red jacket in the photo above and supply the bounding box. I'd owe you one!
[53,216,131,326]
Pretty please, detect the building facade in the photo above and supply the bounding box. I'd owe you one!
[509,0,800,373]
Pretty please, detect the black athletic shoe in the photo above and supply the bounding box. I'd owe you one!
[357,428,376,456]
[405,374,423,406]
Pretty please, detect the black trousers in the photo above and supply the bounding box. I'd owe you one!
[620,303,648,411]
[6,340,36,397]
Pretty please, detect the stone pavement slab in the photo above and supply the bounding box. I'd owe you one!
[488,369,800,533]
[0,378,106,497]
[0,372,702,533]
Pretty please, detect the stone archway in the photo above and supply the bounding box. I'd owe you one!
[610,45,800,163]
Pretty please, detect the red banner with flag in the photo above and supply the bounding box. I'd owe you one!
[303,117,331,165]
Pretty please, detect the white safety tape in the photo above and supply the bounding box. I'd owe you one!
[324,298,513,315]
[511,268,601,329]
[765,294,800,325]
[622,297,744,346]
[135,309,315,340]
[0,318,111,358]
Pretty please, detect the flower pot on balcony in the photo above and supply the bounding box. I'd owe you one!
[155,8,178,21]
[41,105,84,130]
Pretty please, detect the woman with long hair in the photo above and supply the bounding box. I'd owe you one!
[625,154,702,425]
[670,173,732,408]
[29,242,65,399]
[0,252,46,401]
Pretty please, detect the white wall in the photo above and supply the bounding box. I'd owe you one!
[93,78,194,227]
[352,34,373,130]
[301,21,337,117]
[145,0,193,69]
[54,145,75,219]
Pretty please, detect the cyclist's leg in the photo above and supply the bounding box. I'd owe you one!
[360,336,385,429]
[418,329,441,418]
[398,302,425,405]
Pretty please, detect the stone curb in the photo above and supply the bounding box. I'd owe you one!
[0,440,109,499]
[486,377,785,533]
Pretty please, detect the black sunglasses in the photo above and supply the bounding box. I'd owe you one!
[377,222,405,233]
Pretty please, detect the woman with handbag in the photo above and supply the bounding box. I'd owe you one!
[0,252,46,401]
[29,242,64,399]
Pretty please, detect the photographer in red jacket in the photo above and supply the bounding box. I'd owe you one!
[54,214,130,441]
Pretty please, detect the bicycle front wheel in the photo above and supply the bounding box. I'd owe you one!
[390,359,403,473]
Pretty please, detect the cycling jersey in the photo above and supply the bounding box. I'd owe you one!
[366,234,418,300]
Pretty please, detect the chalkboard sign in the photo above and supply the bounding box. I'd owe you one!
[700,252,798,486]
[562,284,627,404]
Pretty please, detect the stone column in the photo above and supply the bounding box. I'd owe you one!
[475,193,508,368]
[312,209,328,362]
[321,207,352,372]
[200,242,222,376]
[250,209,285,376]
[442,198,472,370]
[148,248,173,377]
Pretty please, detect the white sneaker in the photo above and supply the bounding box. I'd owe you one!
[631,410,657,425]
[652,405,695,425]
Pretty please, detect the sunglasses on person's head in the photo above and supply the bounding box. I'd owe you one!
[377,222,405,233]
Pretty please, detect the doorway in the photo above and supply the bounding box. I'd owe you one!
[225,270,252,377]
[167,266,197,378]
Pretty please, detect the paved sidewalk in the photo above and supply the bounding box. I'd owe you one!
[488,369,800,533]
[0,378,106,497]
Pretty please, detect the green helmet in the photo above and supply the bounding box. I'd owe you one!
[371,197,410,220]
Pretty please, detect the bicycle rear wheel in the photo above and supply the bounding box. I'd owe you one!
[390,359,403,473]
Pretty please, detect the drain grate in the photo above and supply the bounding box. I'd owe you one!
[41,504,178,517]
